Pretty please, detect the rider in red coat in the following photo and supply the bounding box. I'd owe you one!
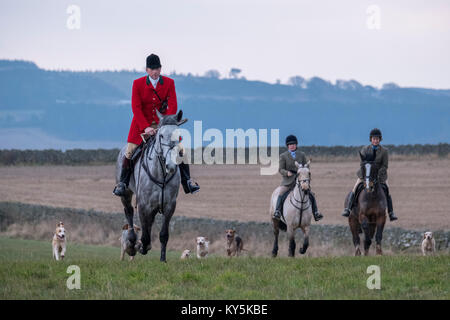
[127,68,177,146]
[113,54,200,196]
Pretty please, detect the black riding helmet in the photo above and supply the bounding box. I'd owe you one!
[285,135,298,146]
[369,128,382,141]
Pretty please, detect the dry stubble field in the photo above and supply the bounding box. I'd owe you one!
[0,158,449,231]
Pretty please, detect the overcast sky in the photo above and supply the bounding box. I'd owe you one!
[1,0,449,89]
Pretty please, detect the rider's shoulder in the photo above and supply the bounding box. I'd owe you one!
[159,75,175,86]
[297,150,306,157]
[280,150,290,158]
[133,76,148,85]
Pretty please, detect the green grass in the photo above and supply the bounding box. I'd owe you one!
[0,237,448,299]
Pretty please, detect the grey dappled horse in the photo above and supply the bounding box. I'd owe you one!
[347,152,387,256]
[270,160,313,257]
[115,110,185,262]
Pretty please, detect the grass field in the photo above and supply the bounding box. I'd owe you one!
[0,237,448,300]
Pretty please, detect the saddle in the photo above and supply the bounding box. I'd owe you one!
[130,135,156,168]
[353,182,365,207]
[351,181,388,210]
[279,185,295,217]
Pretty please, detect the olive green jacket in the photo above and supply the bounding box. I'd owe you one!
[279,150,307,186]
[357,145,388,183]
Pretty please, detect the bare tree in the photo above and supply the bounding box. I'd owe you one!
[288,76,306,87]
[204,69,221,78]
[229,68,242,79]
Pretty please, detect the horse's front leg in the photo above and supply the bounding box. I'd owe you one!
[160,203,176,263]
[139,207,156,255]
[361,216,372,256]
[349,215,361,256]
[299,226,310,255]
[271,221,279,258]
[375,214,386,255]
[287,227,296,257]
[121,192,136,252]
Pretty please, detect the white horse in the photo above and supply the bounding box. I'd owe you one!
[270,160,313,257]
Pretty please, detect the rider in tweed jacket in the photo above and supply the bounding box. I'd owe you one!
[341,128,398,221]
[273,135,324,222]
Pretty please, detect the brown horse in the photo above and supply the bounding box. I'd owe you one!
[347,152,387,256]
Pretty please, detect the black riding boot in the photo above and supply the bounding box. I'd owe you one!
[113,157,132,196]
[179,162,200,194]
[273,189,291,220]
[382,185,398,221]
[273,195,284,220]
[308,191,323,221]
[342,191,355,217]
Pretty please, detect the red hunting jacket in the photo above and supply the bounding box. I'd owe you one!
[127,75,177,145]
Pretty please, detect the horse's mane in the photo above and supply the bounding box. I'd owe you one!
[158,114,179,127]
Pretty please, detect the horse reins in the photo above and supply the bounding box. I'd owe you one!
[136,129,178,214]
[289,177,312,225]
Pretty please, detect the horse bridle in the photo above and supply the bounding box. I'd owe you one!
[135,126,179,214]
[152,131,177,170]
[289,174,311,212]
[363,162,379,191]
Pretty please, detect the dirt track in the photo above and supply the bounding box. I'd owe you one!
[0,159,449,230]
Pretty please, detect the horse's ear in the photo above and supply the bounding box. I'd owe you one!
[294,161,300,168]
[306,159,311,167]
[155,108,164,121]
[177,110,188,126]
[176,110,183,122]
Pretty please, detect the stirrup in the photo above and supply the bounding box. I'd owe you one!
[388,211,398,221]
[273,210,282,220]
[342,208,351,217]
[113,182,127,196]
[314,211,323,221]
[187,180,200,194]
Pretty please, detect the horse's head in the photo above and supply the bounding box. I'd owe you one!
[295,159,311,191]
[359,151,379,192]
[155,109,187,175]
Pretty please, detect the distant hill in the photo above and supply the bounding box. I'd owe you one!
[0,59,449,149]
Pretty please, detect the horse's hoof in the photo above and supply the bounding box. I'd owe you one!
[355,248,361,256]
[376,246,383,255]
[139,247,148,255]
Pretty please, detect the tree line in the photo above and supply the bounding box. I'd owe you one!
[0,143,448,166]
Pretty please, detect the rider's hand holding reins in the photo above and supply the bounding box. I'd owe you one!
[141,127,158,142]
[144,127,157,136]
